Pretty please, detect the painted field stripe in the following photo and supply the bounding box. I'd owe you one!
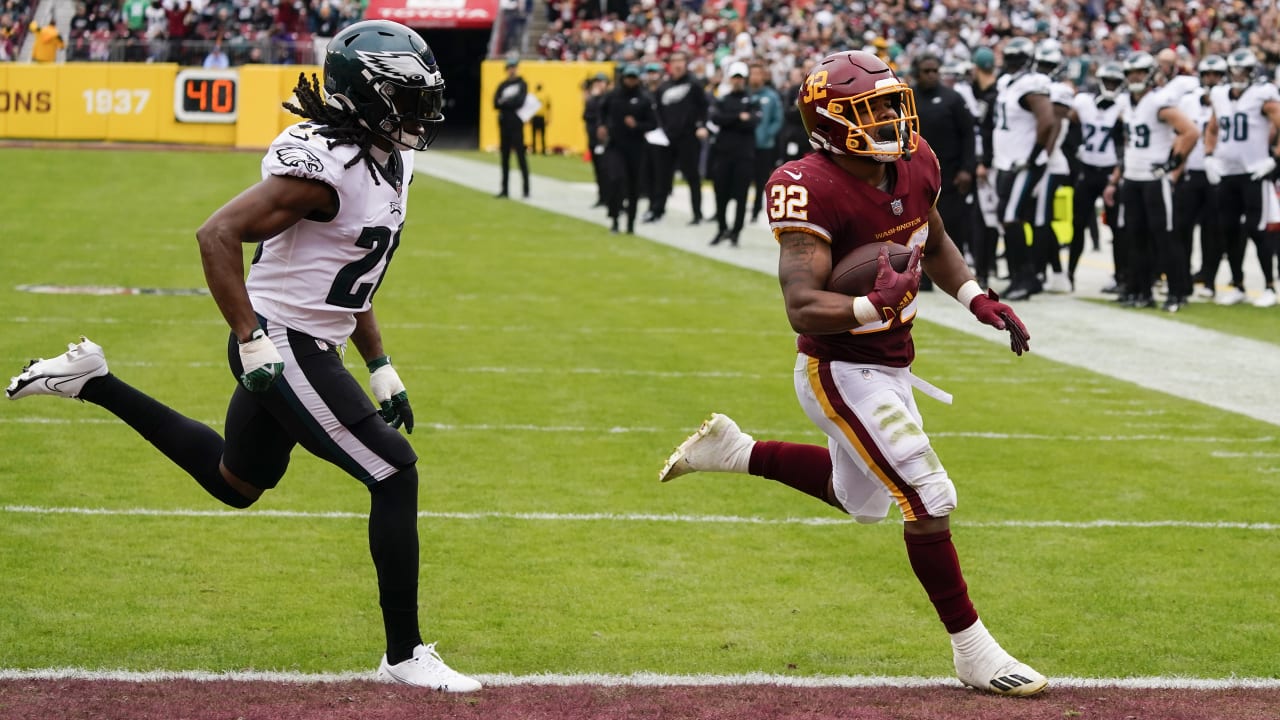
[0,668,1277,690]
[2,505,1276,531]
[0,417,1271,445]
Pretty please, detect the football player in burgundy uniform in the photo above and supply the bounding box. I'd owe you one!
[5,21,479,692]
[659,50,1044,697]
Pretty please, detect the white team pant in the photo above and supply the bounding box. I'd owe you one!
[792,354,957,523]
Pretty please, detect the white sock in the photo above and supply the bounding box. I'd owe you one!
[950,618,997,657]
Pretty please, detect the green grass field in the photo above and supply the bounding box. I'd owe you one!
[0,148,1277,681]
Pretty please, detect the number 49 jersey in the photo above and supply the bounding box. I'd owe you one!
[247,123,413,345]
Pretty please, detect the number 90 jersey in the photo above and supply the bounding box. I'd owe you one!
[247,123,413,345]
[765,137,942,368]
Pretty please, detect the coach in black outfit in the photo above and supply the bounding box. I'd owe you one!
[911,53,976,289]
[582,72,610,207]
[598,64,657,234]
[652,51,710,225]
[708,61,759,246]
[493,58,530,199]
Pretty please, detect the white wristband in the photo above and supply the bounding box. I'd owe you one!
[852,295,880,325]
[956,280,984,311]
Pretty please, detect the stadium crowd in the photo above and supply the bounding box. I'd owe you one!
[0,0,34,60]
[538,0,1280,89]
[566,1,1280,309]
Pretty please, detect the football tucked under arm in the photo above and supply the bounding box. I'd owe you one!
[827,243,920,324]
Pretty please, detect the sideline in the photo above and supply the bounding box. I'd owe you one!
[3,667,1279,689]
[418,152,1280,427]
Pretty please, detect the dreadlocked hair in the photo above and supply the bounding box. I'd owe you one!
[283,72,386,186]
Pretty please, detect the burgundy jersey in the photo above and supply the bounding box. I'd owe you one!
[766,137,942,367]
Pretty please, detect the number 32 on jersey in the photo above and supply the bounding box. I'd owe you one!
[768,183,810,221]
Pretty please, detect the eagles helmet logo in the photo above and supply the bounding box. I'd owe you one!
[355,49,442,85]
[276,146,324,173]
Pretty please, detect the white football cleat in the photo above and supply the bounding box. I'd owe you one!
[1042,272,1072,294]
[952,621,1048,697]
[1215,287,1247,306]
[376,642,481,692]
[5,337,108,401]
[658,413,755,482]
[1252,288,1277,308]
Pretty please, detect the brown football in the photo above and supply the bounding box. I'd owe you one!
[827,242,915,296]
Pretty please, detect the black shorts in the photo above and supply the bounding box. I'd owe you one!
[222,319,417,490]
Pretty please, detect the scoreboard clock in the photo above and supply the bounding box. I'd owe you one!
[174,69,239,123]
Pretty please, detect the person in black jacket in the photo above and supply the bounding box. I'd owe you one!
[777,66,809,163]
[970,47,1001,289]
[598,64,658,234]
[651,51,710,224]
[582,72,610,207]
[911,53,976,289]
[708,61,759,246]
[493,58,530,199]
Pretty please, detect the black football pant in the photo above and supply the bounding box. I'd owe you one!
[1071,164,1114,282]
[1211,174,1265,290]
[1119,177,1189,300]
[996,165,1047,289]
[1174,170,1218,284]
[654,133,704,220]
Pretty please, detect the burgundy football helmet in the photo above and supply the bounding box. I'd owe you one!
[797,50,919,161]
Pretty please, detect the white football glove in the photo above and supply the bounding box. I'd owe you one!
[238,329,284,392]
[1248,156,1277,181]
[368,356,413,433]
[1203,156,1224,185]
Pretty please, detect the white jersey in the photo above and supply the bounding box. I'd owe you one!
[1179,87,1216,171]
[952,81,983,158]
[247,123,414,345]
[992,71,1051,171]
[1161,74,1200,104]
[1209,82,1280,176]
[1119,88,1179,181]
[1047,81,1075,175]
[1072,93,1122,168]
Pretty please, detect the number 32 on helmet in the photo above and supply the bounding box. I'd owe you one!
[797,50,919,162]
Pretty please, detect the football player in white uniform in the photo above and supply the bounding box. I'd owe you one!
[1032,40,1075,293]
[1070,62,1125,290]
[1203,48,1280,307]
[991,37,1060,300]
[1178,55,1227,300]
[1106,52,1200,312]
[5,21,481,693]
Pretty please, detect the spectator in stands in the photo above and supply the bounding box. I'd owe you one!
[204,38,229,68]
[29,19,63,62]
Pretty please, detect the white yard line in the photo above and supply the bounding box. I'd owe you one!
[415,153,1280,427]
[2,505,1275,531]
[0,667,1277,689]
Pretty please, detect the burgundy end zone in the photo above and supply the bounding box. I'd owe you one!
[2,680,1278,720]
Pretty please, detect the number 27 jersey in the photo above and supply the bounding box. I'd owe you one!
[247,123,413,345]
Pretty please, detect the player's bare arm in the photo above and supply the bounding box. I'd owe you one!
[1263,100,1280,154]
[350,309,386,364]
[920,207,975,297]
[1159,105,1200,160]
[777,231,862,334]
[1025,93,1060,151]
[197,175,338,341]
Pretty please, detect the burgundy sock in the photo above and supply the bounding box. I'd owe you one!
[748,441,841,510]
[904,529,979,634]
